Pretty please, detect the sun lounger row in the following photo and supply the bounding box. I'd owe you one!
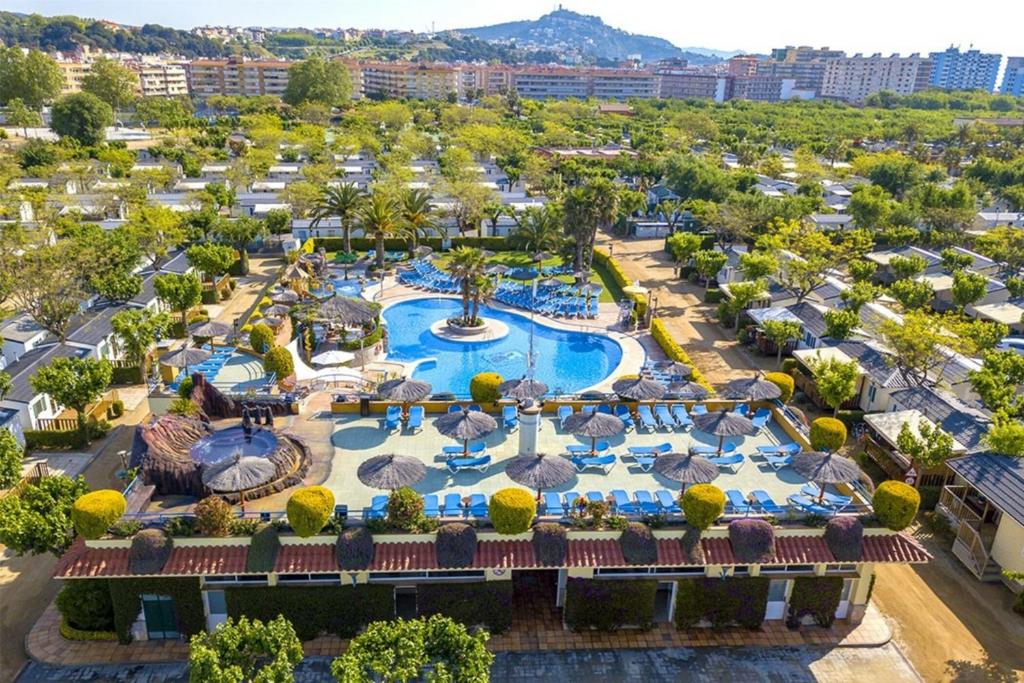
[540,489,682,516]
[382,405,426,432]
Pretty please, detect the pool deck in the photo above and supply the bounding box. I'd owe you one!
[252,410,813,513]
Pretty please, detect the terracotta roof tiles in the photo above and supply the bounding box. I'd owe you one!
[163,544,247,575]
[275,543,337,574]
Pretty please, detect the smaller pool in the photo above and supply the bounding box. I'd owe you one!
[189,426,279,466]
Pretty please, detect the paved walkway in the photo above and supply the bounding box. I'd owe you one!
[16,644,921,682]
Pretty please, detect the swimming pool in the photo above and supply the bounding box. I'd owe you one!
[189,426,279,466]
[383,298,623,396]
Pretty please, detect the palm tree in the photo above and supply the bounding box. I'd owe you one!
[482,202,509,238]
[469,275,495,326]
[400,188,436,257]
[357,191,403,271]
[447,246,489,325]
[310,183,365,257]
[510,206,561,253]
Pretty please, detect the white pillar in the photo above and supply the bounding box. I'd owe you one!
[518,405,542,455]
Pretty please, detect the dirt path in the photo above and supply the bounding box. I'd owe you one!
[595,233,775,386]
[873,528,1024,682]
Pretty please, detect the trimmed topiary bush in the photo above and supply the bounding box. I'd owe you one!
[564,578,657,631]
[764,372,795,403]
[810,417,848,453]
[675,577,770,630]
[619,522,658,565]
[682,484,726,531]
[287,486,335,537]
[56,579,114,632]
[129,530,173,574]
[386,486,426,532]
[728,518,775,563]
[786,576,844,628]
[469,372,503,403]
[532,523,568,566]
[263,346,294,383]
[177,376,194,399]
[194,495,233,537]
[71,490,127,540]
[246,524,281,573]
[824,516,864,561]
[336,527,374,570]
[436,523,477,568]
[873,480,920,531]
[249,323,275,353]
[488,488,535,534]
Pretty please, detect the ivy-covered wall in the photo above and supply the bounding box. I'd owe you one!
[416,581,513,634]
[224,584,394,640]
[563,578,657,632]
[674,577,770,630]
[786,576,844,628]
[108,577,205,644]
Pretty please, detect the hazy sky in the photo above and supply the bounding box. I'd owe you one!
[7,0,1023,56]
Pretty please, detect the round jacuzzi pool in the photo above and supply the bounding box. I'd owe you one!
[189,426,279,466]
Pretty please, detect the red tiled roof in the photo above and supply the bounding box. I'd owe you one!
[862,533,931,563]
[702,537,735,565]
[371,542,437,571]
[774,536,834,564]
[164,544,247,575]
[275,543,337,574]
[55,538,130,578]
[567,539,624,567]
[473,540,537,569]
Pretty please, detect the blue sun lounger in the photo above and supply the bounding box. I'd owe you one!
[691,403,708,416]
[466,493,488,517]
[365,495,389,519]
[629,454,656,472]
[655,404,676,429]
[564,491,581,510]
[610,489,636,513]
[406,405,424,433]
[566,440,609,456]
[751,490,786,515]
[763,453,793,470]
[383,405,401,431]
[734,404,750,418]
[447,455,491,474]
[756,442,801,456]
[708,453,744,473]
[615,404,635,431]
[671,404,694,430]
[751,407,772,431]
[443,493,463,517]
[787,494,834,516]
[690,442,737,456]
[543,492,565,516]
[725,489,752,514]
[557,405,573,429]
[502,405,519,431]
[634,490,659,515]
[571,453,616,473]
[423,494,440,518]
[442,442,486,457]
[636,405,659,430]
[801,484,853,510]
[585,491,604,504]
[448,404,463,413]
[628,442,671,456]
[655,489,681,514]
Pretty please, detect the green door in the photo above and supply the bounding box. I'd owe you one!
[142,594,180,640]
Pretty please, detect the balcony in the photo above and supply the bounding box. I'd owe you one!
[938,485,1002,581]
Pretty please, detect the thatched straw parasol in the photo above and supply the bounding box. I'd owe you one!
[666,380,709,401]
[317,296,377,325]
[499,377,548,401]
[653,360,692,379]
[271,290,300,305]
[653,453,719,491]
[201,452,277,509]
[435,410,497,455]
[189,320,232,339]
[791,452,862,503]
[692,410,757,453]
[563,411,624,455]
[504,453,575,499]
[377,377,432,418]
[725,376,782,401]
[357,454,427,490]
[160,347,211,374]
[611,377,666,401]
[263,304,293,318]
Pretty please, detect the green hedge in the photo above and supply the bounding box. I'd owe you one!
[416,581,513,634]
[704,288,724,304]
[674,577,770,630]
[339,324,384,352]
[786,576,844,629]
[563,578,657,632]
[224,585,394,640]
[109,577,204,644]
[110,365,143,385]
[56,579,115,632]
[25,421,110,451]
[650,318,714,394]
[593,248,646,319]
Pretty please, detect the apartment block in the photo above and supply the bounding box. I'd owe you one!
[928,47,1002,92]
[654,64,730,102]
[356,61,460,100]
[57,60,92,95]
[187,58,292,98]
[137,63,189,97]
[1001,57,1024,97]
[727,55,760,78]
[820,54,933,102]
[589,69,659,100]
[762,46,845,94]
[732,74,793,102]
[510,67,591,99]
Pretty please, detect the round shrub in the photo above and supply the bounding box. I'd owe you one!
[764,372,795,403]
[263,346,294,382]
[728,518,776,563]
[56,579,114,632]
[469,372,503,403]
[824,516,864,561]
[387,486,425,531]
[177,375,194,399]
[489,488,536,534]
[71,490,127,540]
[619,522,657,565]
[248,322,275,353]
[436,523,477,568]
[336,526,374,570]
[810,417,847,453]
[681,484,726,531]
[873,481,920,531]
[194,495,233,537]
[129,529,173,574]
[287,486,334,537]
[532,523,568,566]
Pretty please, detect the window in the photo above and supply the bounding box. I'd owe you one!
[760,564,815,575]
[206,590,227,616]
[204,575,268,585]
[278,573,341,584]
[732,566,750,576]
[825,564,858,574]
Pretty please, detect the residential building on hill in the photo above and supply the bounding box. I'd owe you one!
[928,47,1002,92]
[820,54,933,102]
[187,58,292,98]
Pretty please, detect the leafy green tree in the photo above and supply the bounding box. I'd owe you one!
[0,475,90,556]
[897,421,955,478]
[187,243,237,282]
[0,428,23,489]
[940,248,972,272]
[10,241,88,340]
[50,92,114,145]
[135,96,193,128]
[984,417,1024,457]
[738,251,778,281]
[839,281,878,313]
[30,357,112,445]
[890,254,927,280]
[310,184,365,256]
[950,270,988,312]
[973,226,1024,278]
[331,616,493,683]
[847,184,895,230]
[761,319,802,364]
[0,47,63,110]
[0,370,11,401]
[722,280,765,330]
[111,309,171,383]
[264,208,291,235]
[154,273,203,330]
[890,279,934,311]
[283,57,352,106]
[864,154,921,198]
[445,178,496,239]
[189,615,303,683]
[666,231,703,277]
[693,250,727,289]
[809,356,861,416]
[127,204,188,270]
[81,57,137,114]
[5,97,42,136]
[848,260,876,283]
[878,310,965,387]
[215,218,265,276]
[358,191,404,271]
[823,309,860,340]
[968,350,1024,418]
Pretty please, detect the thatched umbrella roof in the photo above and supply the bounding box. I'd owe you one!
[563,411,624,439]
[486,264,511,276]
[357,454,427,490]
[435,410,497,443]
[538,277,564,288]
[271,290,300,305]
[612,377,666,401]
[504,453,575,495]
[509,267,538,281]
[791,452,861,485]
[189,321,232,338]
[666,380,709,401]
[160,347,211,368]
[692,410,756,437]
[654,360,692,379]
[499,377,548,400]
[283,263,310,281]
[377,378,432,403]
[317,296,377,325]
[263,304,293,317]
[579,283,602,296]
[654,454,720,486]
[201,452,277,493]
[413,245,433,258]
[725,376,782,401]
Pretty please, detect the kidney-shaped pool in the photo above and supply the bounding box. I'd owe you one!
[383,298,622,397]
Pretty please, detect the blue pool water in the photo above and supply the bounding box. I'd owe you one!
[189,426,278,465]
[383,298,622,396]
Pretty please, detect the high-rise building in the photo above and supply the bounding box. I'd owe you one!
[727,55,760,78]
[928,47,1002,92]
[136,63,189,97]
[820,54,933,102]
[1001,57,1024,97]
[760,46,845,94]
